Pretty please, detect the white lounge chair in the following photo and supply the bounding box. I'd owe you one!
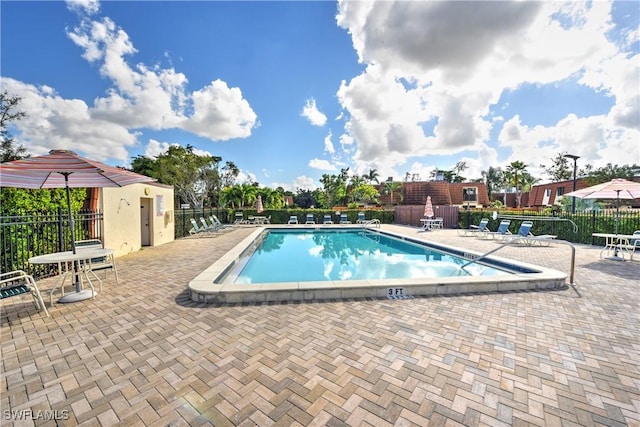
[478,219,511,240]
[1,270,49,317]
[323,214,334,224]
[501,221,557,246]
[340,214,351,224]
[305,214,315,224]
[458,218,490,236]
[356,212,366,223]
[287,216,299,225]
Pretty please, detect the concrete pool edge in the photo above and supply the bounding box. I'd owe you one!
[188,226,568,304]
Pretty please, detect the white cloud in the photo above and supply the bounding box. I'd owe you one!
[5,11,258,166]
[65,0,100,15]
[293,175,316,191]
[309,158,336,171]
[144,140,175,158]
[301,98,327,126]
[324,130,335,154]
[1,77,136,163]
[335,0,639,179]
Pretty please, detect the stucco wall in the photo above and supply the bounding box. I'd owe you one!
[100,183,175,257]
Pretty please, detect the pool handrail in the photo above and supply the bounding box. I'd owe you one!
[460,238,576,286]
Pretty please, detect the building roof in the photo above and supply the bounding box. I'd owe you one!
[381,181,489,206]
[528,178,590,206]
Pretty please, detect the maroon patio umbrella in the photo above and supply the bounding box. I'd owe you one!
[0,150,155,300]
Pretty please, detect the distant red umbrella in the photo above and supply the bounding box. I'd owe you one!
[0,150,155,301]
[424,196,434,218]
[257,195,264,214]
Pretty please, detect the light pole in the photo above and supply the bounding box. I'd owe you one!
[563,154,579,213]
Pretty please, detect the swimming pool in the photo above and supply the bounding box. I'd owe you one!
[188,226,567,304]
[229,229,509,284]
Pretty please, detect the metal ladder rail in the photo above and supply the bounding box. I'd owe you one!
[460,239,576,286]
[361,219,381,229]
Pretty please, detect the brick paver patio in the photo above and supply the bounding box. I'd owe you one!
[1,225,639,426]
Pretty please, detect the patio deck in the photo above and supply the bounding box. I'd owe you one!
[1,225,639,426]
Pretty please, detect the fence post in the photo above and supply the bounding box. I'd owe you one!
[57,206,64,253]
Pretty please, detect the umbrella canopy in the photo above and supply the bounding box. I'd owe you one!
[424,196,434,218]
[565,178,640,237]
[564,178,640,200]
[0,149,155,189]
[0,150,155,300]
[257,195,264,214]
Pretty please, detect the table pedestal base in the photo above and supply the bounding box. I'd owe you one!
[59,290,97,303]
[605,255,625,261]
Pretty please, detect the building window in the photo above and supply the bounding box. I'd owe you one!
[545,188,552,196]
[463,187,478,203]
[556,187,564,196]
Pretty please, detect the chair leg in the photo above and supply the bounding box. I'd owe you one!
[26,274,49,317]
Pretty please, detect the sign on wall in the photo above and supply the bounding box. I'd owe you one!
[156,195,164,216]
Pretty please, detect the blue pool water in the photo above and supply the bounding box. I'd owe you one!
[232,229,507,284]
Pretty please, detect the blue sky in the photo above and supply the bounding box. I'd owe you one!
[2,0,639,191]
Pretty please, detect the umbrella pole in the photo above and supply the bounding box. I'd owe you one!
[63,174,82,294]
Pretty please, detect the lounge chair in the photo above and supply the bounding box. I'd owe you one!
[458,218,490,236]
[503,221,557,246]
[477,219,511,240]
[340,214,351,224]
[210,215,234,231]
[234,212,245,225]
[305,214,315,224]
[189,218,214,235]
[200,217,231,233]
[323,214,333,224]
[287,215,299,225]
[1,270,49,317]
[356,212,366,224]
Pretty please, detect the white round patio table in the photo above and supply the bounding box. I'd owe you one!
[29,248,113,303]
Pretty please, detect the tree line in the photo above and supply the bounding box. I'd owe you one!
[2,90,638,213]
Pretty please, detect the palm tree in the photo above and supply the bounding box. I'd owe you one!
[481,166,503,199]
[505,161,527,208]
[364,168,380,184]
[383,181,403,206]
[239,183,258,208]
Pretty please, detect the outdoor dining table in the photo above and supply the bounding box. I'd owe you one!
[248,216,270,225]
[420,218,439,231]
[29,248,114,303]
[592,233,636,261]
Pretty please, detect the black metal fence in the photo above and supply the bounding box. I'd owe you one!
[0,209,103,278]
[174,208,232,238]
[459,209,640,245]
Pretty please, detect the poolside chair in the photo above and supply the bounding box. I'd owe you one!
[340,214,351,224]
[617,230,640,260]
[356,212,366,224]
[234,212,245,225]
[189,218,213,235]
[200,217,230,234]
[210,215,234,231]
[287,215,299,225]
[458,218,490,236]
[323,214,334,224]
[477,219,511,240]
[502,221,557,246]
[1,270,49,317]
[305,213,315,224]
[429,217,443,230]
[76,239,119,283]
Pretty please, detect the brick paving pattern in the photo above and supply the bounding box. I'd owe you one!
[1,225,639,426]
